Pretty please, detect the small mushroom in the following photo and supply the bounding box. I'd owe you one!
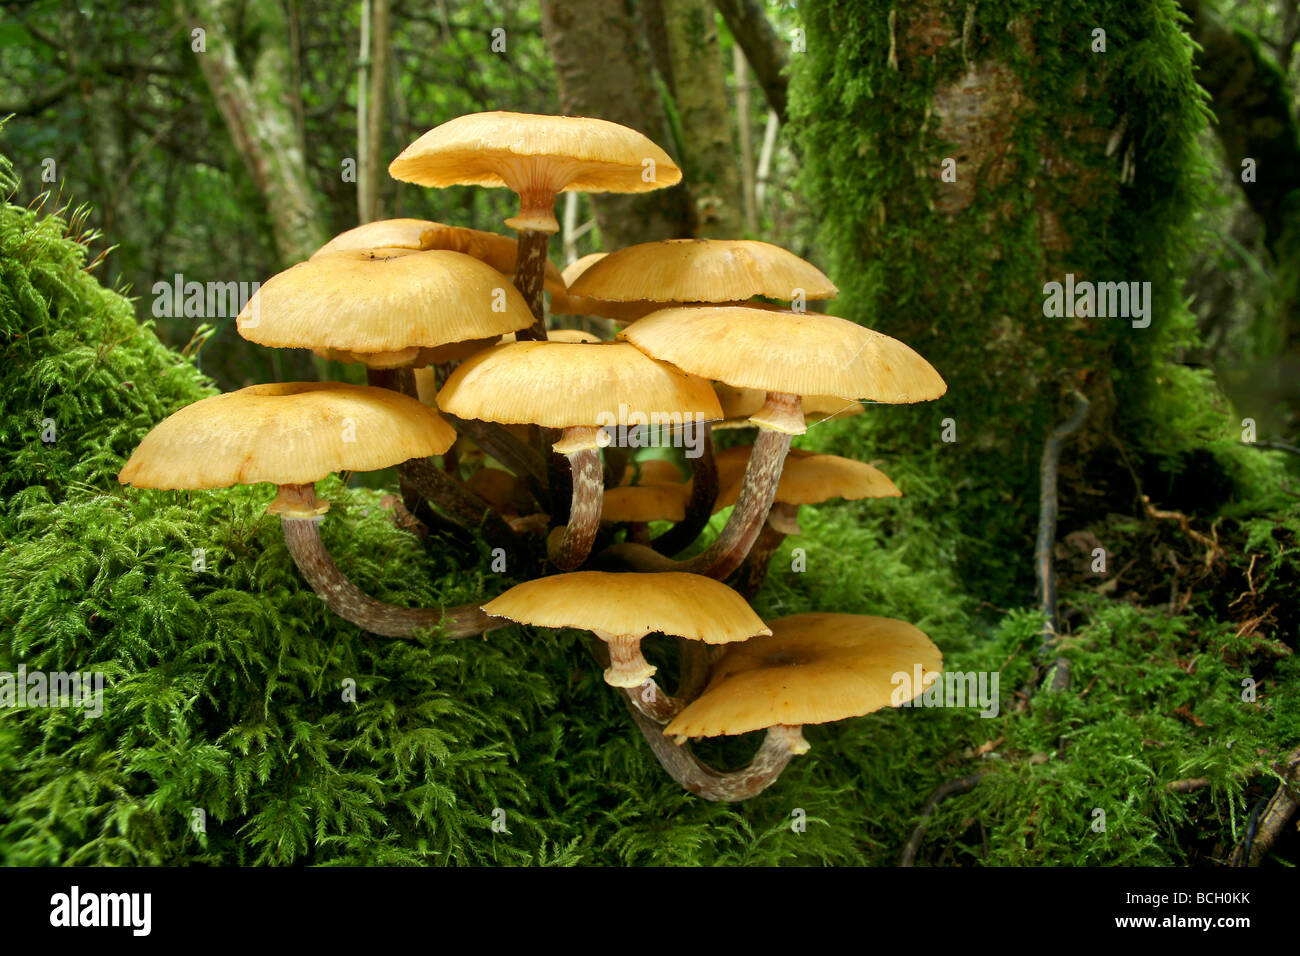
[481,571,769,717]
[567,237,838,306]
[712,453,902,596]
[617,306,945,579]
[389,112,681,338]
[118,382,499,638]
[655,613,943,801]
[236,249,536,369]
[310,218,567,296]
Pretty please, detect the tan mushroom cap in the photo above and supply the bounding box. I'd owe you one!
[715,453,901,510]
[620,307,947,403]
[601,483,690,523]
[389,112,682,233]
[437,340,723,430]
[466,467,532,516]
[237,249,534,355]
[562,253,606,287]
[569,239,837,303]
[118,382,455,490]
[620,458,684,486]
[310,219,566,294]
[664,613,944,739]
[481,571,768,644]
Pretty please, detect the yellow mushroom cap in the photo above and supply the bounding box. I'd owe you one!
[562,253,606,287]
[601,483,690,523]
[620,307,947,403]
[118,382,455,490]
[237,249,534,354]
[715,453,901,510]
[436,340,723,430]
[310,219,565,294]
[466,467,532,516]
[481,571,769,643]
[568,239,837,303]
[389,111,681,198]
[664,613,944,739]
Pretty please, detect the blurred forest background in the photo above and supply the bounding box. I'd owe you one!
[0,0,1296,428]
[2,0,1300,865]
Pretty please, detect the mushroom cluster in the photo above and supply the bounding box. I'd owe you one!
[119,111,948,802]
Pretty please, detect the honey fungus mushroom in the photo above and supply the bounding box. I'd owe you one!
[710,450,901,595]
[655,613,943,801]
[614,306,945,579]
[117,382,499,638]
[436,340,722,570]
[310,218,567,296]
[481,571,768,716]
[389,111,681,338]
[568,238,838,307]
[236,248,536,370]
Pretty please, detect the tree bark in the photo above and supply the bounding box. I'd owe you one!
[539,0,695,246]
[181,0,327,264]
[663,0,744,237]
[792,0,1210,597]
[714,0,789,121]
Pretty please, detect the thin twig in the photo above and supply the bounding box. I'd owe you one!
[1031,390,1090,691]
[900,773,986,866]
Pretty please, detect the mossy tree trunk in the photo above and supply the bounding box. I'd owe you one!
[180,0,327,264]
[792,0,1209,598]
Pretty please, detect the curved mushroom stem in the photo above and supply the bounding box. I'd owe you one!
[441,412,547,485]
[511,228,551,341]
[675,637,713,700]
[546,426,606,570]
[626,677,684,723]
[276,485,504,639]
[652,422,717,556]
[620,690,806,802]
[599,393,799,579]
[736,502,801,599]
[401,457,521,553]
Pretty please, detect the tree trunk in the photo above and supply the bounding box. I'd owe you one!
[792,0,1210,599]
[662,0,743,237]
[181,0,327,264]
[539,0,695,246]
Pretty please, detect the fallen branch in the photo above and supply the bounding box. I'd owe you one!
[1228,745,1300,866]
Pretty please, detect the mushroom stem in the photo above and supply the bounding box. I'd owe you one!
[626,677,684,723]
[675,637,713,700]
[736,502,800,599]
[595,631,657,687]
[511,228,551,341]
[598,393,798,579]
[620,690,805,802]
[546,426,605,571]
[400,457,522,553]
[652,422,717,556]
[441,412,547,484]
[280,512,505,639]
